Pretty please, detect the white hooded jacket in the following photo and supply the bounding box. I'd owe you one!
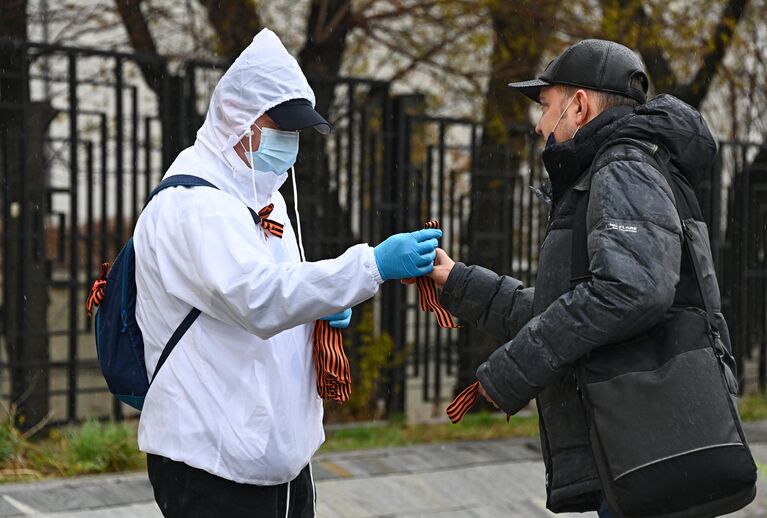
[134,29,382,485]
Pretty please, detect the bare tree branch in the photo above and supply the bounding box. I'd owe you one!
[351,0,442,28]
[596,0,677,91]
[198,0,262,62]
[114,0,165,93]
[676,0,750,107]
[317,0,355,43]
[365,26,484,92]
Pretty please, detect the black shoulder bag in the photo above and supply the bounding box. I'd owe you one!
[570,141,757,518]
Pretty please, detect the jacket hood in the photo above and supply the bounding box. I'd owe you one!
[600,94,717,187]
[173,28,315,207]
[197,28,316,153]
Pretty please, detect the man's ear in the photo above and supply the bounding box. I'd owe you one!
[574,89,590,126]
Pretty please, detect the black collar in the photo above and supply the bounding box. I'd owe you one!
[541,105,635,205]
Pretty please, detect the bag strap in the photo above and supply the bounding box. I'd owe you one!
[143,174,261,386]
[648,147,718,325]
[569,140,717,326]
[145,174,262,226]
[150,308,202,384]
[570,191,591,290]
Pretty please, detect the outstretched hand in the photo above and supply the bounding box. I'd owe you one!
[427,248,456,289]
[374,228,442,281]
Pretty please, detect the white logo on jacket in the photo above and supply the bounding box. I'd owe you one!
[607,222,638,233]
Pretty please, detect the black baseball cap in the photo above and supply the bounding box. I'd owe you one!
[508,39,648,104]
[266,98,332,134]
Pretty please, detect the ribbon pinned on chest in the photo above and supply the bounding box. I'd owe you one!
[257,204,284,238]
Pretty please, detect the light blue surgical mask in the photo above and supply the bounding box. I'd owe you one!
[245,125,299,176]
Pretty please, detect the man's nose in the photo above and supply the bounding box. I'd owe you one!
[534,119,543,136]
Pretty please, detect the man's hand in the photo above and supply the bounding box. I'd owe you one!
[478,382,499,409]
[427,248,456,289]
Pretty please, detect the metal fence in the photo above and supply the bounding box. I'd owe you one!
[704,142,767,386]
[0,40,765,426]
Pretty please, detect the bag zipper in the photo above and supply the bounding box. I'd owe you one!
[537,400,554,491]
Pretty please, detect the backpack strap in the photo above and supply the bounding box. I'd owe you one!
[570,191,591,289]
[143,174,261,386]
[145,174,262,226]
[150,308,202,384]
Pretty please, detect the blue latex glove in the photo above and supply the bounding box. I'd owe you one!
[320,308,353,329]
[373,228,442,281]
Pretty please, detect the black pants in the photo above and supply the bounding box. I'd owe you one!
[147,454,315,518]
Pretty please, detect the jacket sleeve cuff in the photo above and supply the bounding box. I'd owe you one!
[476,360,529,415]
[439,262,467,308]
[364,245,384,285]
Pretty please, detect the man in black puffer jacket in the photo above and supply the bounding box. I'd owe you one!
[430,40,737,517]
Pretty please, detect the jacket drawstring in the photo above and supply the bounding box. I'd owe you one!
[290,166,306,262]
[246,130,262,228]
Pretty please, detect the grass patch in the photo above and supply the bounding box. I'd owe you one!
[320,411,539,453]
[737,393,767,421]
[60,419,145,474]
[0,417,144,483]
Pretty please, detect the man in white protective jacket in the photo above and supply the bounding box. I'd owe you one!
[133,29,441,518]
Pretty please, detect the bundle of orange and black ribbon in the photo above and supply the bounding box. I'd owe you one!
[312,320,351,402]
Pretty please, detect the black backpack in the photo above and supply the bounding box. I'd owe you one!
[570,139,757,518]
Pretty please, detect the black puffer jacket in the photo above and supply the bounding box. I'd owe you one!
[439,95,732,512]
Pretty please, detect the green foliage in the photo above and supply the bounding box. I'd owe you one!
[0,415,145,482]
[0,412,27,465]
[326,304,399,421]
[63,419,143,474]
[0,404,50,481]
[321,411,539,453]
[738,393,767,422]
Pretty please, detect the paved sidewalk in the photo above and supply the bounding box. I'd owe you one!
[1,422,767,517]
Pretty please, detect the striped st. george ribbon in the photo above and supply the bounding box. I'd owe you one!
[312,320,351,402]
[408,220,506,423]
[416,220,459,329]
[445,381,480,424]
[86,262,110,317]
[257,203,284,239]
